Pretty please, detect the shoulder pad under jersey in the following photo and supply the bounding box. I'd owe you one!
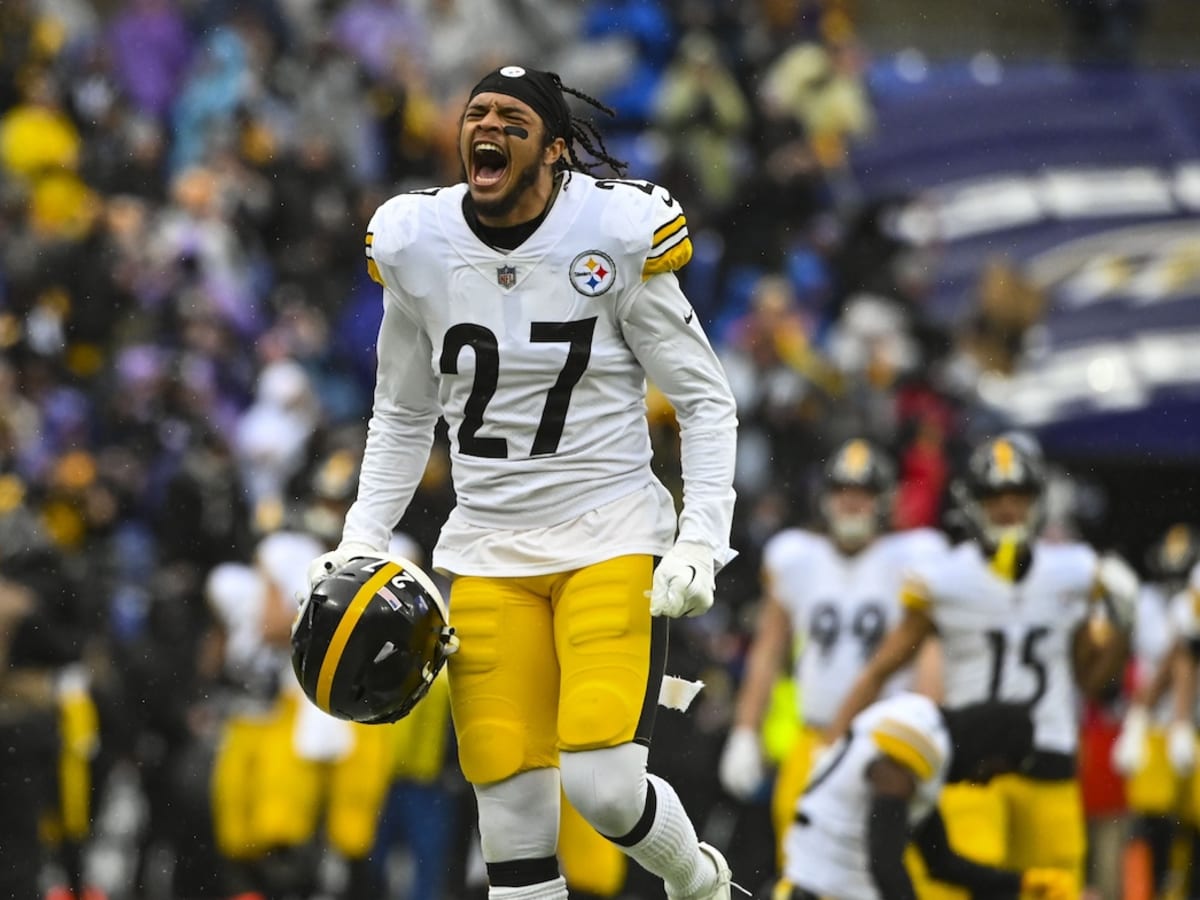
[365,187,450,287]
[591,176,693,279]
[763,527,826,574]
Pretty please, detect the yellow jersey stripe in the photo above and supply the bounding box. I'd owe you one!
[646,224,690,260]
[367,258,384,286]
[876,718,942,769]
[872,718,942,780]
[642,238,693,279]
[900,576,931,613]
[315,561,401,712]
[652,214,686,247]
[873,730,936,781]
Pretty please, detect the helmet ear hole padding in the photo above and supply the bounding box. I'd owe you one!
[292,555,455,724]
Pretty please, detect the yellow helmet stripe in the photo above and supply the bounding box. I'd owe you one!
[1165,524,1191,566]
[992,439,1015,478]
[842,439,871,478]
[315,560,402,712]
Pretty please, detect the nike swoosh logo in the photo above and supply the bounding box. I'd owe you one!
[684,565,696,587]
[683,310,694,324]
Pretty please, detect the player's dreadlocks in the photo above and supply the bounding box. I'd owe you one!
[468,65,628,177]
[556,80,628,177]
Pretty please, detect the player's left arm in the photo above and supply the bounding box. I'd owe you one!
[1074,553,1137,697]
[619,262,738,571]
[1170,640,1198,724]
[1167,590,1199,771]
[912,807,1024,897]
[864,756,920,900]
[1072,619,1129,699]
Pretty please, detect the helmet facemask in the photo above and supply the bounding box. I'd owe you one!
[291,555,457,724]
[820,439,896,551]
[822,485,887,551]
[956,435,1047,563]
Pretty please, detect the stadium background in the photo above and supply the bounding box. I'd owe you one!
[0,0,1197,897]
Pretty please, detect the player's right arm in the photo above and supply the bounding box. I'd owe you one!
[826,598,935,740]
[1170,643,1198,729]
[719,589,790,798]
[339,200,442,556]
[1166,587,1200,774]
[731,592,791,732]
[864,755,920,900]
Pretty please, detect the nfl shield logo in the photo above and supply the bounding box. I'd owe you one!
[497,265,516,288]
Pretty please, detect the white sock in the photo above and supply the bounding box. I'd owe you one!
[489,877,568,900]
[618,774,715,897]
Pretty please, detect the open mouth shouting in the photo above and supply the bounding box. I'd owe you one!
[471,140,509,190]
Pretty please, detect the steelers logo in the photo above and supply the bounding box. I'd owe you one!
[569,250,617,297]
[500,66,526,78]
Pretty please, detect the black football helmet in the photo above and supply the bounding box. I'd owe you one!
[825,438,897,493]
[1146,523,1200,591]
[820,438,895,547]
[954,433,1046,549]
[292,555,457,724]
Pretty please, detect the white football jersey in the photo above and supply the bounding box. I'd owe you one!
[1174,561,1200,642]
[1168,582,1200,722]
[348,173,737,576]
[1171,585,1200,642]
[1134,584,1176,724]
[206,561,271,680]
[206,531,325,706]
[783,693,951,900]
[908,540,1096,755]
[764,528,948,728]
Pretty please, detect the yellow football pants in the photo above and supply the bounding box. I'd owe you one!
[211,693,392,860]
[1127,729,1199,820]
[915,776,1085,899]
[40,686,99,846]
[447,555,658,785]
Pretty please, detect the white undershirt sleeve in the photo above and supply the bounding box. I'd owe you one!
[341,291,441,550]
[618,272,739,568]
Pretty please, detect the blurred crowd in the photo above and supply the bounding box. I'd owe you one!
[0,0,1180,899]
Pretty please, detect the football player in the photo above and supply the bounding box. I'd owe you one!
[766,693,1073,900]
[719,438,946,854]
[305,65,739,900]
[1111,524,1200,895]
[209,528,396,900]
[827,434,1135,895]
[1156,555,1200,895]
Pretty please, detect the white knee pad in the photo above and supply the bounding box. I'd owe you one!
[560,743,650,839]
[475,768,561,862]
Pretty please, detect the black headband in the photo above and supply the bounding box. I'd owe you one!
[468,65,571,142]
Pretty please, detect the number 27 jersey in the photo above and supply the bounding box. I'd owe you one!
[361,173,732,542]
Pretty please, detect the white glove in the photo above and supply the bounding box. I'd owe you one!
[305,541,385,592]
[1110,704,1149,775]
[1095,553,1138,630]
[650,541,715,618]
[719,726,765,800]
[1167,720,1197,776]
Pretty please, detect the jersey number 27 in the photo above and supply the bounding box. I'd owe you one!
[440,318,597,459]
